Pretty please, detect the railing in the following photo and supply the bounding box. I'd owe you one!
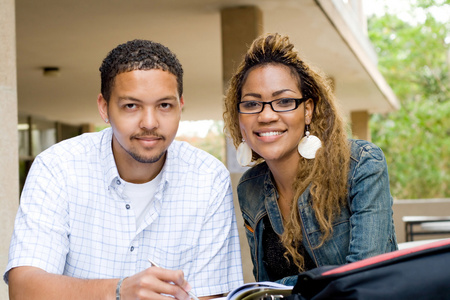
[402,216,450,242]
[393,198,450,243]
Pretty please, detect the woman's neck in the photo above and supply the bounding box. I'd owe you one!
[266,155,300,221]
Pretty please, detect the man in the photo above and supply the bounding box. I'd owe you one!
[5,39,243,299]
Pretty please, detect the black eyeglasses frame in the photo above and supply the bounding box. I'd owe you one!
[237,98,308,114]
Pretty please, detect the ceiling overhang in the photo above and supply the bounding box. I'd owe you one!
[15,0,399,125]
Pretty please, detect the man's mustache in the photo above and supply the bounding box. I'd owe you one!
[131,131,165,140]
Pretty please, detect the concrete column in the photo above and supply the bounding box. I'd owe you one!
[221,6,263,88]
[351,110,371,141]
[221,5,263,283]
[221,5,263,173]
[0,0,19,297]
[351,0,367,34]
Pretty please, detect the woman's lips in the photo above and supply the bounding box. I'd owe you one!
[256,130,286,137]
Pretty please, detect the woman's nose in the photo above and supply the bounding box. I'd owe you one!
[257,103,279,122]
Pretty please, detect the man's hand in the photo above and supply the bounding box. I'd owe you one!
[120,266,191,300]
[8,266,193,300]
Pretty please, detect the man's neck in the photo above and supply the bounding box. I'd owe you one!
[118,160,165,183]
[112,143,166,184]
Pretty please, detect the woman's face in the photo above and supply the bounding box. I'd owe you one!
[238,64,314,165]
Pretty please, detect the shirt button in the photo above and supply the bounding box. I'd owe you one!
[116,179,121,185]
[125,204,130,209]
[130,246,134,252]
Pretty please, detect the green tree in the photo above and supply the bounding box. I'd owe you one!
[367,0,450,199]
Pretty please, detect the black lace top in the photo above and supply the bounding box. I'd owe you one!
[262,216,316,281]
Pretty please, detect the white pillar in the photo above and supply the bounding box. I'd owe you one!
[0,0,19,298]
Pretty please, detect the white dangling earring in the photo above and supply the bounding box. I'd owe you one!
[298,124,322,159]
[105,118,109,123]
[236,139,252,167]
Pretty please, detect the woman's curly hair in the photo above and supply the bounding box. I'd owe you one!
[223,33,350,272]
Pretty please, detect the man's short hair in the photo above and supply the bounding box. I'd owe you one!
[99,39,183,102]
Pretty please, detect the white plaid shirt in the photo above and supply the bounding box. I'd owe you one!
[5,128,243,297]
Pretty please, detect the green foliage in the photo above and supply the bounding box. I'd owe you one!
[371,101,450,199]
[415,0,450,8]
[367,1,450,198]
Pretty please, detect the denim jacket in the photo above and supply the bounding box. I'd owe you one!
[237,139,398,286]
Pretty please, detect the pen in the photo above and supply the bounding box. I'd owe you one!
[148,258,200,300]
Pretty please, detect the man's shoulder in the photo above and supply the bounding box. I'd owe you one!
[38,129,109,162]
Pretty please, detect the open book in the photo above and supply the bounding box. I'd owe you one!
[217,281,293,300]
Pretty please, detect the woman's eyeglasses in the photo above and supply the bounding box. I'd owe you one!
[237,98,307,114]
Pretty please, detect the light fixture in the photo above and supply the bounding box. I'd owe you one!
[43,67,60,77]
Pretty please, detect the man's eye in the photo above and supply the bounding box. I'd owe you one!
[160,103,173,109]
[124,103,137,109]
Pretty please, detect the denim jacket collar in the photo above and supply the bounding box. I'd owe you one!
[263,172,284,236]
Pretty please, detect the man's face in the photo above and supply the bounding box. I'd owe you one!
[98,69,183,169]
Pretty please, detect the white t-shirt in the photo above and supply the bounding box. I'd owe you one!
[123,172,162,230]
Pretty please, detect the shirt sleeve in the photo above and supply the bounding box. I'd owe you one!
[189,169,244,297]
[4,154,70,284]
[346,142,396,263]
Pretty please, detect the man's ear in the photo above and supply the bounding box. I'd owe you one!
[179,95,185,110]
[97,94,109,122]
[305,98,315,124]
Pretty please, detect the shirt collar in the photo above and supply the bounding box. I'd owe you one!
[261,166,285,235]
[98,128,123,192]
[158,141,178,187]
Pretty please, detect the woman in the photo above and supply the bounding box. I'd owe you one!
[223,33,397,286]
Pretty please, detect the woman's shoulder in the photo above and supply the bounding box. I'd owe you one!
[237,162,270,219]
[238,162,270,185]
[348,139,386,162]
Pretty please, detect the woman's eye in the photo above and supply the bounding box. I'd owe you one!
[243,101,260,108]
[277,98,295,106]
